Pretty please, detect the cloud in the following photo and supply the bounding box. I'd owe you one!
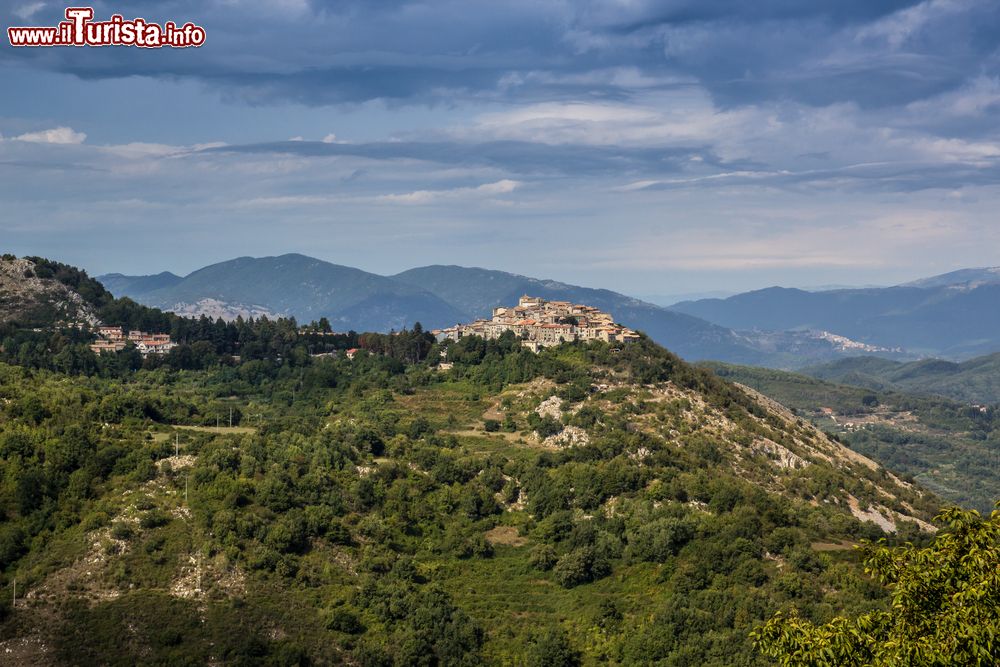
[3,0,989,111]
[3,0,1000,291]
[12,1,44,19]
[10,127,87,144]
[3,116,1000,293]
[853,0,975,50]
[584,207,976,272]
[201,138,704,177]
[377,179,521,204]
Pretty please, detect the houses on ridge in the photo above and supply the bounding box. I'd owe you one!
[432,295,640,352]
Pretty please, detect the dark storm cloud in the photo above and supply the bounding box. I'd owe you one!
[3,0,996,111]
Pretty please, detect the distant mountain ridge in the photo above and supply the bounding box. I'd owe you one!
[393,265,777,363]
[99,255,903,366]
[102,255,1000,365]
[102,254,467,332]
[98,271,182,297]
[670,280,1000,359]
[902,266,1000,290]
[102,257,769,362]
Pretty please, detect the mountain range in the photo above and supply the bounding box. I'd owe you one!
[901,266,1000,290]
[99,256,1000,366]
[98,255,880,366]
[670,266,1000,360]
[101,255,467,333]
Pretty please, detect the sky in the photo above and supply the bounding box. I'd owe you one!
[2,0,1000,299]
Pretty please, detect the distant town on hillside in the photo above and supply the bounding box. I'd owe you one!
[433,295,640,351]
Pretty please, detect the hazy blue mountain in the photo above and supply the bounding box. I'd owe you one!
[903,266,1000,289]
[800,352,1000,404]
[98,271,183,297]
[109,254,467,331]
[625,290,738,307]
[393,265,637,320]
[670,283,1000,359]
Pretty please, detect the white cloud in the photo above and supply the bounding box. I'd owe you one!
[461,93,755,148]
[13,2,45,20]
[12,127,87,145]
[898,136,1000,165]
[101,142,183,158]
[474,179,520,194]
[586,208,969,272]
[907,76,1000,119]
[378,179,522,204]
[242,195,339,207]
[854,0,974,50]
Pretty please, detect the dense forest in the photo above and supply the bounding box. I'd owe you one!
[0,323,953,665]
[2,257,438,376]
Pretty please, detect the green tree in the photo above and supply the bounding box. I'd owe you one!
[525,627,581,667]
[752,505,1000,666]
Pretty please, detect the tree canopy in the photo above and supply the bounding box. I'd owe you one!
[753,505,1000,666]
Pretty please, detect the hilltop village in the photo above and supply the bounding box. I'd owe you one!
[433,295,640,351]
[89,325,177,357]
[82,297,638,359]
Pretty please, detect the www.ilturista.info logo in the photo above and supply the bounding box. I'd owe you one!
[7,7,206,48]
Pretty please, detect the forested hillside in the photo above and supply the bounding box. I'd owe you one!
[801,353,1000,405]
[0,335,940,665]
[703,362,1000,513]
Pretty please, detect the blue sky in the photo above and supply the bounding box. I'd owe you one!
[2,0,1000,298]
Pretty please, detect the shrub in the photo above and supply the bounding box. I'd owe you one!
[110,522,134,541]
[139,510,170,530]
[553,546,608,588]
[625,517,696,563]
[530,544,558,571]
[326,607,365,634]
[525,627,581,667]
[0,525,26,569]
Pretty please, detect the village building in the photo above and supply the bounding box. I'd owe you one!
[97,326,125,341]
[89,326,178,357]
[432,295,640,351]
[90,339,128,354]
